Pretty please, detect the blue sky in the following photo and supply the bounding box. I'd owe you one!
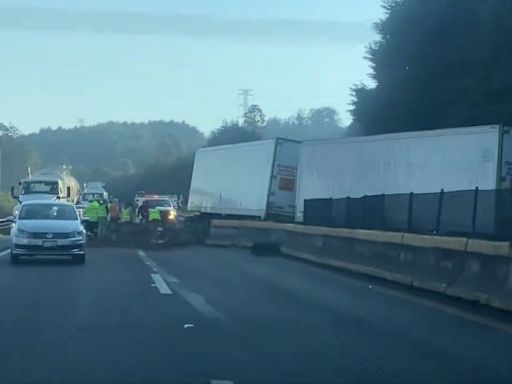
[0,0,383,133]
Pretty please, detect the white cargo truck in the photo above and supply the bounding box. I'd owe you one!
[79,182,109,205]
[296,125,512,222]
[188,138,300,220]
[12,165,81,205]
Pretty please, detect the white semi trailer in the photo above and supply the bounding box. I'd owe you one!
[188,138,300,220]
[295,125,512,222]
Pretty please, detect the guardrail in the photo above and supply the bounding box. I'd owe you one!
[0,219,10,231]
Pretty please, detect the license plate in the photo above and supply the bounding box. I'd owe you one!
[42,241,57,248]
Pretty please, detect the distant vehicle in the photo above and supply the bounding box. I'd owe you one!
[295,124,512,222]
[11,165,81,205]
[78,182,109,205]
[135,194,177,223]
[9,201,86,264]
[188,138,300,221]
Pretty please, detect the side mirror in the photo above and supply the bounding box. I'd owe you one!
[10,186,19,200]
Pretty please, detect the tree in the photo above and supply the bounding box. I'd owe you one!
[20,120,205,183]
[243,104,266,131]
[350,0,512,135]
[263,108,345,140]
[0,135,40,192]
[207,120,261,147]
[306,107,341,131]
[0,122,21,137]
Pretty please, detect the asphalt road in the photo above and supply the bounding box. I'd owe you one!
[0,246,511,384]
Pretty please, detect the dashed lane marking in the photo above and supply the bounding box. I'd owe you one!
[150,273,173,295]
[137,249,225,322]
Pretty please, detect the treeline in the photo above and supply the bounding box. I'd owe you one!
[350,0,512,135]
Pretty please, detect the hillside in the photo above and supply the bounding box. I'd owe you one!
[21,120,206,183]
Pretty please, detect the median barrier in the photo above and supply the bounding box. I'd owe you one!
[207,220,512,312]
[0,235,9,251]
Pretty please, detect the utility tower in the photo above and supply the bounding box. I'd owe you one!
[238,89,253,118]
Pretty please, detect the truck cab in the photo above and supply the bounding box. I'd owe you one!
[17,178,70,203]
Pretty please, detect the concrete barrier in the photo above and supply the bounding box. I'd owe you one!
[207,220,512,312]
[0,236,9,251]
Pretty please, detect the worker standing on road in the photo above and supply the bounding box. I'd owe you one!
[83,199,99,237]
[149,206,161,226]
[97,198,109,239]
[109,198,121,240]
[109,198,121,223]
[138,201,150,223]
[121,202,133,224]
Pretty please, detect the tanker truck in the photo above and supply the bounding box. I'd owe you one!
[11,165,81,204]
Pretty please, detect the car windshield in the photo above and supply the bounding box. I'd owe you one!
[21,181,59,195]
[82,193,103,202]
[18,204,77,221]
[145,199,171,208]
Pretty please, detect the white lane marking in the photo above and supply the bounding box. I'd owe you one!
[150,274,173,295]
[0,250,10,258]
[137,249,225,321]
[211,381,234,384]
[138,250,179,282]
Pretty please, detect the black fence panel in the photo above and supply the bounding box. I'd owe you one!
[495,189,512,239]
[347,196,364,229]
[362,194,386,230]
[303,198,333,227]
[383,193,410,232]
[410,192,440,234]
[439,190,475,236]
[304,188,512,240]
[331,198,348,227]
[474,190,496,237]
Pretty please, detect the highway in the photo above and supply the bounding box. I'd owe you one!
[0,246,511,383]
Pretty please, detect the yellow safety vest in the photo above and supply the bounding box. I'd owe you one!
[97,204,108,218]
[121,208,132,223]
[84,201,99,222]
[149,208,161,221]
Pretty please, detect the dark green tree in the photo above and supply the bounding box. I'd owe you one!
[243,104,266,131]
[351,0,512,135]
[207,120,261,147]
[0,134,40,192]
[306,107,341,131]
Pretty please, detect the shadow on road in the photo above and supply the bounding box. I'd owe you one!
[12,257,83,266]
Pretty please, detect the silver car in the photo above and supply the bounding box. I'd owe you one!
[9,201,86,264]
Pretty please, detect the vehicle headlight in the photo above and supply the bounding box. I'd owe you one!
[15,229,31,239]
[168,210,177,221]
[69,229,86,239]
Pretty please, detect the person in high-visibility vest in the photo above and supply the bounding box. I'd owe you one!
[97,199,109,239]
[83,199,99,237]
[149,208,161,222]
[121,203,133,223]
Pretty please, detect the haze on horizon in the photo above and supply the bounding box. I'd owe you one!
[0,0,383,133]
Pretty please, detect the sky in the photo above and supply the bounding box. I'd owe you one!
[0,0,384,133]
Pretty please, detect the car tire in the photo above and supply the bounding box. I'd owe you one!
[73,254,86,264]
[10,252,20,265]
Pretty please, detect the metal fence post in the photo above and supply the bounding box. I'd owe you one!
[407,192,414,232]
[381,194,386,230]
[471,187,479,235]
[346,196,351,228]
[435,189,444,233]
[363,195,368,229]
